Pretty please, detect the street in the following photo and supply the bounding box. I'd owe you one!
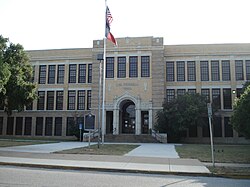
[0,166,249,187]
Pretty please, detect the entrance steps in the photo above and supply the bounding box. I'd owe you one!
[104,134,159,143]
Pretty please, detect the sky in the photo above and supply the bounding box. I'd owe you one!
[1,0,250,50]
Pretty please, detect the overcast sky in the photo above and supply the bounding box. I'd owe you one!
[1,0,250,50]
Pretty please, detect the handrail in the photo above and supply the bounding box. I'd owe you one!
[151,129,167,143]
[83,129,99,139]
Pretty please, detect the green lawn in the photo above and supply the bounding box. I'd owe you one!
[56,144,139,155]
[175,144,250,163]
[0,139,57,147]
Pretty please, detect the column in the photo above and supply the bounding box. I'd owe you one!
[135,109,141,135]
[149,109,153,130]
[113,109,119,135]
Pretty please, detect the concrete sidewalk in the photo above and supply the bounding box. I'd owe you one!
[0,142,210,175]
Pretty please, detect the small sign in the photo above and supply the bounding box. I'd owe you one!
[207,103,212,117]
[84,113,95,131]
[79,123,82,130]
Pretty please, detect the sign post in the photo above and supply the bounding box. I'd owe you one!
[79,123,83,142]
[207,103,215,167]
[84,113,95,148]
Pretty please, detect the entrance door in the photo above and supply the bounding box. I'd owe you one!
[121,101,135,134]
[141,111,149,134]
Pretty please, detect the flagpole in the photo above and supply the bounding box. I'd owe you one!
[102,0,107,144]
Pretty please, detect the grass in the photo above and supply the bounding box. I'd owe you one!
[208,166,250,179]
[0,139,58,147]
[56,144,139,155]
[175,144,250,163]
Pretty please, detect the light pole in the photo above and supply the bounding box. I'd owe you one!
[97,53,104,148]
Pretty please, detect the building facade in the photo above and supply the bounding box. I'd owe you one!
[0,36,250,143]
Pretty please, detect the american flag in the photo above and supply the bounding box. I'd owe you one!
[106,6,113,24]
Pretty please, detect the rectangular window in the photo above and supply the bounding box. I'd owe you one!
[222,60,231,81]
[78,64,86,83]
[46,91,54,110]
[87,90,91,110]
[211,60,220,81]
[212,89,221,109]
[56,91,64,110]
[223,88,232,109]
[68,64,77,83]
[37,91,45,110]
[246,60,250,80]
[202,117,209,137]
[236,88,243,98]
[0,117,3,135]
[117,57,126,78]
[36,117,43,136]
[141,56,150,77]
[15,117,23,135]
[189,125,197,137]
[177,61,185,81]
[88,64,92,83]
[224,117,233,137]
[235,60,244,81]
[54,117,62,136]
[48,65,56,84]
[77,90,85,110]
[45,117,53,136]
[67,90,76,110]
[213,117,222,137]
[57,65,65,84]
[7,117,14,135]
[177,89,185,97]
[24,117,32,135]
[129,56,138,78]
[166,89,175,103]
[38,65,46,84]
[66,117,75,136]
[201,89,210,103]
[187,61,196,81]
[188,89,196,94]
[166,61,175,81]
[200,61,209,81]
[106,57,114,78]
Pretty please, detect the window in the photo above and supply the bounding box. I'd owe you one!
[213,117,222,137]
[88,64,92,83]
[46,91,54,110]
[212,89,221,109]
[48,65,56,84]
[26,102,33,110]
[36,117,43,136]
[68,64,77,83]
[222,60,231,81]
[68,90,76,110]
[56,91,64,110]
[177,61,185,81]
[15,117,23,135]
[24,117,32,135]
[129,56,138,78]
[236,88,243,98]
[200,61,209,81]
[78,64,86,83]
[57,65,65,84]
[66,117,75,136]
[235,60,244,81]
[189,125,197,137]
[166,61,174,81]
[187,61,196,81]
[54,117,62,136]
[166,89,175,103]
[117,57,126,78]
[201,89,210,103]
[38,65,46,84]
[224,117,233,137]
[87,90,91,110]
[7,117,14,135]
[223,88,232,109]
[141,56,150,77]
[177,89,185,97]
[188,89,196,94]
[202,117,209,137]
[45,117,53,136]
[246,60,250,80]
[37,91,45,110]
[211,61,220,81]
[77,90,85,110]
[0,117,3,135]
[106,57,114,78]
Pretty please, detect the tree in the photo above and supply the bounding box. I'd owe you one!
[0,35,37,115]
[231,84,250,139]
[155,93,208,142]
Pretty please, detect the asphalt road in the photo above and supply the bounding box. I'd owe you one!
[0,166,249,187]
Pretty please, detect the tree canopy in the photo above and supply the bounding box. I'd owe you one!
[155,93,208,142]
[231,83,250,139]
[0,35,37,115]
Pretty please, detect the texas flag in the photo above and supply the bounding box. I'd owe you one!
[105,6,117,45]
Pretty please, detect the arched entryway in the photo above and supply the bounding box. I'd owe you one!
[120,100,135,134]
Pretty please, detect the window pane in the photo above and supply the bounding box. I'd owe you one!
[66,117,75,136]
[187,61,196,81]
[68,64,77,83]
[106,57,114,78]
[24,117,32,135]
[68,91,76,110]
[224,117,233,137]
[211,61,220,81]
[166,89,175,103]
[77,90,85,110]
[15,117,23,135]
[166,61,174,81]
[235,60,244,80]
[177,61,185,81]
[0,117,3,135]
[129,56,138,78]
[222,60,231,81]
[36,117,43,136]
[87,90,91,110]
[223,88,232,109]
[48,65,56,84]
[37,91,45,110]
[46,91,54,110]
[201,89,210,103]
[141,56,150,77]
[54,117,62,136]
[88,64,92,83]
[39,65,46,84]
[212,89,221,109]
[56,91,64,110]
[118,57,126,78]
[7,117,14,135]
[177,89,185,97]
[79,64,86,83]
[200,61,209,81]
[213,117,222,137]
[246,60,250,80]
[45,117,53,136]
[57,65,65,84]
